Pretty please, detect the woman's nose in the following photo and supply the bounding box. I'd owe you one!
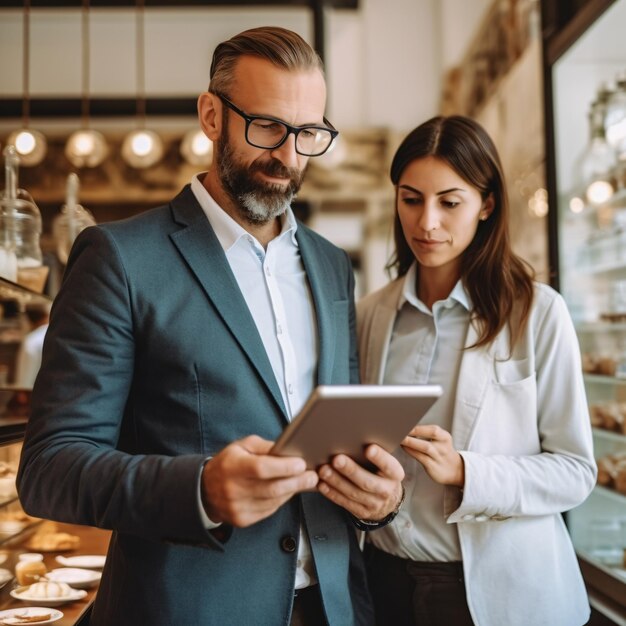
[417,203,440,234]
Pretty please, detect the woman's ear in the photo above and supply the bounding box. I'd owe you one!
[197,92,221,142]
[480,193,495,221]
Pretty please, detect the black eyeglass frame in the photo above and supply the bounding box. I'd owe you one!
[214,93,339,157]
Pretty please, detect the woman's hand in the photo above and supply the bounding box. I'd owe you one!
[317,445,405,521]
[401,424,465,487]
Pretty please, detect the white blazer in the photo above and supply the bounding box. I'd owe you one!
[357,279,597,626]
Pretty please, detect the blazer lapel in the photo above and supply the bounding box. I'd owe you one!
[168,187,287,417]
[450,319,493,449]
[363,280,403,384]
[296,228,336,385]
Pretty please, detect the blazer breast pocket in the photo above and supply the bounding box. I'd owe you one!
[473,358,539,454]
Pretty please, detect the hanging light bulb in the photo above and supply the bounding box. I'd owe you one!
[9,0,46,167]
[65,0,107,168]
[121,129,164,168]
[180,128,213,166]
[122,0,163,169]
[7,129,47,167]
[66,129,108,168]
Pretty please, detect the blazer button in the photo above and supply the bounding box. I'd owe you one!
[281,535,297,553]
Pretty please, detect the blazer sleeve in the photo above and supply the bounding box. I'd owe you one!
[447,290,597,522]
[16,226,220,548]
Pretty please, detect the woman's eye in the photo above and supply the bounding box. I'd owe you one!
[441,200,460,208]
[400,196,421,205]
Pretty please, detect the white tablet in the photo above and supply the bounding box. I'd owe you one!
[271,384,442,469]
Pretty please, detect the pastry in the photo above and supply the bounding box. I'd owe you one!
[26,532,80,552]
[22,581,73,599]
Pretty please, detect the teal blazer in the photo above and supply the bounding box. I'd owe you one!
[17,186,373,625]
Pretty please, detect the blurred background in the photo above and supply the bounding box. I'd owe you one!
[1,4,626,624]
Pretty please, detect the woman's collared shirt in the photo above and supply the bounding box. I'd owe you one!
[369,263,469,562]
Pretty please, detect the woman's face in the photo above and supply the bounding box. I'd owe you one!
[396,156,493,279]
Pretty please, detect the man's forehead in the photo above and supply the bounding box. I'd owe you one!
[230,56,327,122]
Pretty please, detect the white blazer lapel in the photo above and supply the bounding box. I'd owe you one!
[451,319,508,450]
[360,280,404,384]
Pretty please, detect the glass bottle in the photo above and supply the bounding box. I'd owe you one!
[0,146,43,272]
[52,173,96,265]
[573,83,617,208]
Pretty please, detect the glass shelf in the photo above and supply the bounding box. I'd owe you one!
[583,373,626,385]
[578,549,626,582]
[593,428,626,443]
[578,259,626,276]
[576,321,626,333]
[594,485,626,505]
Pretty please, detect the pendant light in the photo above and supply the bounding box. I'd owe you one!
[180,128,213,166]
[7,0,47,167]
[121,0,163,169]
[65,0,108,168]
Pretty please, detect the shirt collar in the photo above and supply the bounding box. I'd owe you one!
[190,172,299,252]
[398,262,472,312]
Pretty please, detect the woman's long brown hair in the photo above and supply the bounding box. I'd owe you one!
[387,116,534,349]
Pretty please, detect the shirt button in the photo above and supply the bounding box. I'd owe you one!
[265,266,271,276]
[277,324,282,334]
[288,384,294,395]
[462,514,474,521]
[475,514,489,522]
[281,535,297,553]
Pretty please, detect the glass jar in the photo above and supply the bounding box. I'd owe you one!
[1,146,43,271]
[15,552,47,586]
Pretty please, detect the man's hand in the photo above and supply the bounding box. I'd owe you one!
[401,424,465,487]
[317,445,405,521]
[201,435,319,527]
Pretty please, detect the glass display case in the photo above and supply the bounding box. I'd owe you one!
[545,0,626,622]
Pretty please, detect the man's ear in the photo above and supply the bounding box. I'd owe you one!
[197,92,221,142]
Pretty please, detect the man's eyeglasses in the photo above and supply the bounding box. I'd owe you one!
[215,93,338,157]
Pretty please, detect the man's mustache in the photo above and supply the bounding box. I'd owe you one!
[250,158,302,182]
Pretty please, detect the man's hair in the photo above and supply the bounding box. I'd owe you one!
[208,26,324,96]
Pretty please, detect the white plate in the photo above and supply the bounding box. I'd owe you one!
[45,568,101,589]
[54,555,105,569]
[0,607,63,624]
[10,586,87,607]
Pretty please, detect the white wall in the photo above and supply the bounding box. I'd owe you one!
[0,0,456,133]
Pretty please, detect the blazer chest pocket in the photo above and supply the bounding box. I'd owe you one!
[493,357,534,385]
[483,360,539,454]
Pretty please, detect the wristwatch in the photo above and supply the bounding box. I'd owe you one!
[352,485,406,531]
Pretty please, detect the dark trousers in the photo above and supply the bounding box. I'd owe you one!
[365,544,474,626]
[290,585,327,626]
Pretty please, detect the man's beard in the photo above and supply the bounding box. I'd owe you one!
[216,122,305,225]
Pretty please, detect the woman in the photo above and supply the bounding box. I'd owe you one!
[357,116,596,626]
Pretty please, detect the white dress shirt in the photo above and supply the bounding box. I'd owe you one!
[368,262,469,561]
[15,324,48,389]
[191,174,318,588]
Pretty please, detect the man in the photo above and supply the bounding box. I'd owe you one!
[17,27,404,626]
